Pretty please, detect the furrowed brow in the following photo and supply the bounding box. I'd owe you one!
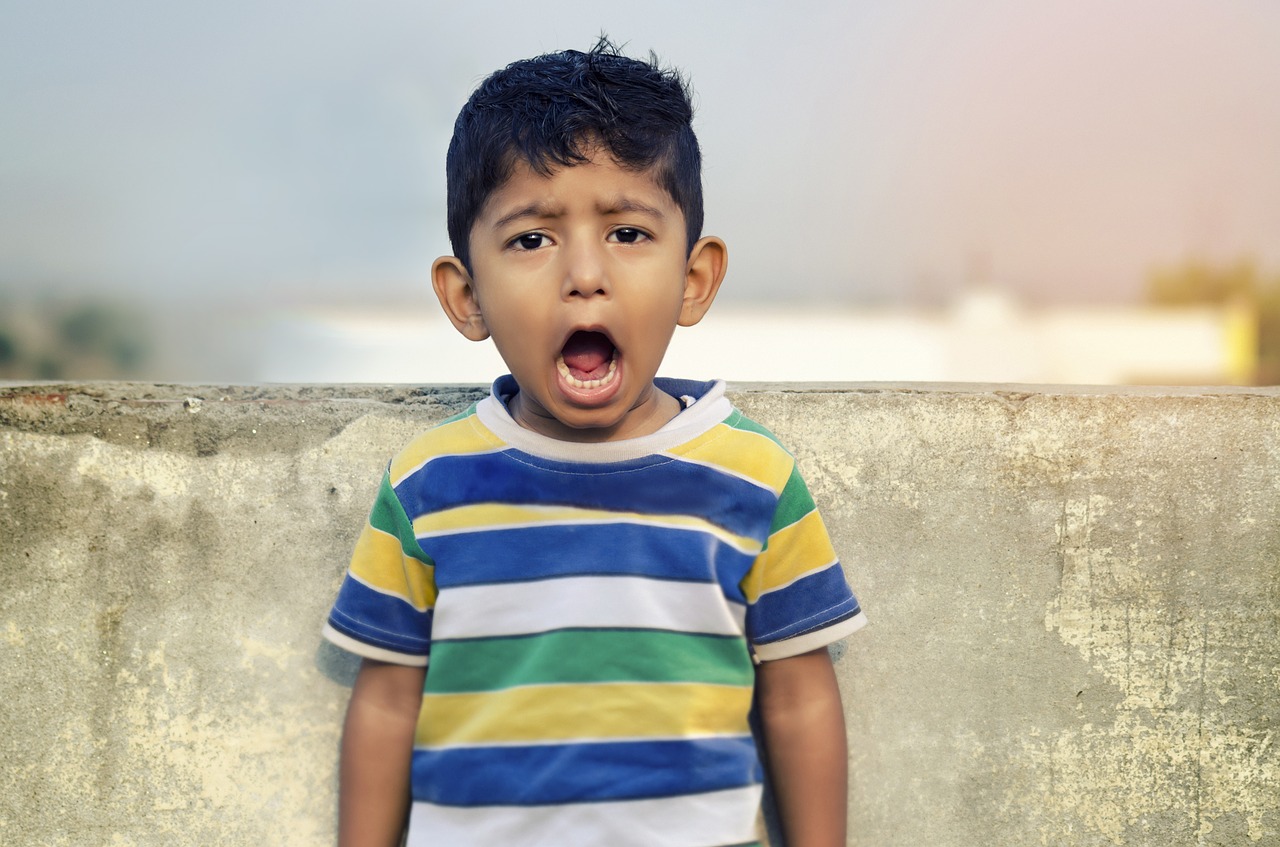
[601,198,666,219]
[491,202,563,230]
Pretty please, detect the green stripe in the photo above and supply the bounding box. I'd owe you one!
[771,465,817,533]
[426,629,754,693]
[368,471,433,564]
[366,405,477,565]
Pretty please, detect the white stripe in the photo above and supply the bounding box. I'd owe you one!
[432,576,746,640]
[753,610,868,662]
[405,785,762,847]
[320,623,429,667]
[414,730,755,752]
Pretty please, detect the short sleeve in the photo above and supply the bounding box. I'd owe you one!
[322,468,437,666]
[741,465,866,661]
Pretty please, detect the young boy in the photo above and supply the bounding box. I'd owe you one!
[323,39,866,847]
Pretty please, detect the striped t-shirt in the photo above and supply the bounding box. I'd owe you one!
[324,376,866,847]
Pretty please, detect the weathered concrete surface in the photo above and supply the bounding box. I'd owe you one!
[1,382,1277,846]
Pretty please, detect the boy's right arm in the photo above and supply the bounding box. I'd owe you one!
[339,658,427,847]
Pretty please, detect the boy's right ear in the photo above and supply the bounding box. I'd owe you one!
[432,256,490,342]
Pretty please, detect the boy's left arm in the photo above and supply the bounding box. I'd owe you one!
[755,646,848,847]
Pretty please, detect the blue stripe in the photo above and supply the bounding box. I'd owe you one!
[747,565,860,645]
[327,576,433,656]
[393,452,778,541]
[411,736,762,806]
[423,522,754,602]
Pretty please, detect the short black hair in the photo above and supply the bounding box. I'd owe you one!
[445,37,703,272]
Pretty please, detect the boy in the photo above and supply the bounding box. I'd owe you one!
[324,39,866,847]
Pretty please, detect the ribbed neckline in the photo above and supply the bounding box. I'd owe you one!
[474,375,731,464]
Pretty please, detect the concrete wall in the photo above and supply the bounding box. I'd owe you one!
[1,382,1276,846]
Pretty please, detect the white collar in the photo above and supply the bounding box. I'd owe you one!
[475,375,732,464]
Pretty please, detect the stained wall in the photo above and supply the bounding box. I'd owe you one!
[1,383,1276,846]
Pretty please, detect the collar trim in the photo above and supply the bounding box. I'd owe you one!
[475,375,731,463]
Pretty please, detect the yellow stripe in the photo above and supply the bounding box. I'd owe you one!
[416,682,753,746]
[741,509,837,603]
[412,503,762,555]
[390,414,501,484]
[668,424,794,494]
[348,523,437,610]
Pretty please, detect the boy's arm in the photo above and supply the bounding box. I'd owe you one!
[339,658,427,847]
[755,646,848,847]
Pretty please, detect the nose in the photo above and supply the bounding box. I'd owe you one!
[560,238,610,300]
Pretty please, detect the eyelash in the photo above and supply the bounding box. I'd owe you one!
[610,227,650,244]
[511,232,549,251]
[507,228,652,251]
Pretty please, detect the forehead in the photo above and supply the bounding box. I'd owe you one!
[477,152,679,226]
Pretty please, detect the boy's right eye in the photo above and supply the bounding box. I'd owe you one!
[511,233,550,251]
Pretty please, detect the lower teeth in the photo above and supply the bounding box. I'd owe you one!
[557,356,618,389]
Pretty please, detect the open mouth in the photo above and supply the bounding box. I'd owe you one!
[557,330,619,390]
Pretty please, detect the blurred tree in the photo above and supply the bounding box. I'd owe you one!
[1147,258,1262,306]
[0,297,153,380]
[34,355,64,381]
[0,313,26,379]
[1146,258,1280,385]
[0,329,15,368]
[1257,286,1280,385]
[58,304,149,372]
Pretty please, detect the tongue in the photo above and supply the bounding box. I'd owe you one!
[561,331,615,380]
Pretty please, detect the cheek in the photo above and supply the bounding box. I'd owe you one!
[479,289,540,325]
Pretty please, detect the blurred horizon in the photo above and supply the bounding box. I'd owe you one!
[2,1,1279,381]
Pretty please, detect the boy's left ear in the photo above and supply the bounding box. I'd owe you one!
[678,236,728,327]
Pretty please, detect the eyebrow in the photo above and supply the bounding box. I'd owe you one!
[490,197,666,230]
[492,202,559,230]
[600,198,666,219]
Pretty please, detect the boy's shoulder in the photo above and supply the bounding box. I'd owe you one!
[715,407,793,453]
[646,377,792,455]
[386,400,501,485]
[663,396,801,498]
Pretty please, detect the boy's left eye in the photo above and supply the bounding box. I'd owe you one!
[608,228,649,244]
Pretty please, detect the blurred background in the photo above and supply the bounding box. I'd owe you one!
[2,0,1278,385]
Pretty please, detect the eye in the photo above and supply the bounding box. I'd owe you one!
[608,228,650,245]
[511,232,551,251]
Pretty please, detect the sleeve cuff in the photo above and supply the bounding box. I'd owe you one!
[753,610,867,662]
[321,623,430,667]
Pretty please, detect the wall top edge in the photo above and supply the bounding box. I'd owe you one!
[4,380,1280,402]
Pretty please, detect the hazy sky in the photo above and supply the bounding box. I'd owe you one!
[3,0,1279,307]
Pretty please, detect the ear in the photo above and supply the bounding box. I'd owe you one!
[678,236,728,327]
[432,256,490,342]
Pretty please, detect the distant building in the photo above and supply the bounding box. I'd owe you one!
[257,294,1252,386]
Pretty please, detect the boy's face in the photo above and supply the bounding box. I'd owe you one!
[433,149,726,443]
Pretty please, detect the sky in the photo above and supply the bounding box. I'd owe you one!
[2,0,1279,310]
